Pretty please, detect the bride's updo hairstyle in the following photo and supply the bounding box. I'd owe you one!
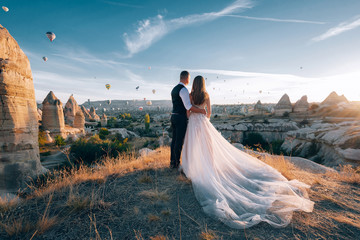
[191,75,209,105]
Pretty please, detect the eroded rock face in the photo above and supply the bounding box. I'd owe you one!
[321,91,348,106]
[0,24,45,194]
[73,110,85,130]
[64,95,79,126]
[274,94,292,116]
[293,95,309,113]
[281,121,360,167]
[100,113,107,127]
[80,105,92,121]
[89,107,100,121]
[42,91,65,137]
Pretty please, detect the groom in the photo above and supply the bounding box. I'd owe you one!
[170,71,206,169]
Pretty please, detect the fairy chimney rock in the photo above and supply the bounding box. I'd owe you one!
[41,91,65,134]
[89,107,100,121]
[80,105,93,121]
[100,113,108,127]
[73,110,85,130]
[0,24,46,195]
[293,95,309,113]
[321,91,348,106]
[274,94,292,116]
[64,94,79,126]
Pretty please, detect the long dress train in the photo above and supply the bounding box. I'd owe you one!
[182,111,314,229]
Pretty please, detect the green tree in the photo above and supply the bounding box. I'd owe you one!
[145,113,150,132]
[54,135,66,146]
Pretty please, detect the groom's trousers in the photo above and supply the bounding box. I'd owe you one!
[170,114,188,168]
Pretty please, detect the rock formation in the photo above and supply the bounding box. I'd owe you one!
[274,94,292,116]
[44,130,54,144]
[101,113,108,127]
[0,24,45,195]
[64,94,79,126]
[321,91,348,106]
[42,91,65,137]
[80,105,92,121]
[253,100,266,115]
[73,110,85,130]
[281,121,360,167]
[89,107,100,121]
[293,95,309,113]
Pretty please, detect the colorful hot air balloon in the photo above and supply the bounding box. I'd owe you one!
[148,66,151,70]
[259,90,262,94]
[152,89,156,94]
[107,100,111,105]
[136,86,139,90]
[105,84,111,90]
[143,98,146,101]
[46,32,56,42]
[139,107,143,111]
[2,6,9,12]
[42,56,48,62]
[146,100,152,106]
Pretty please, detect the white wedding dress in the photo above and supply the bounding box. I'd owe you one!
[182,104,314,229]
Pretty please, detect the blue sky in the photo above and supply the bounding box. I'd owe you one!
[1,0,360,104]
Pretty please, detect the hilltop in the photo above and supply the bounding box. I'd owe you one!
[0,147,359,239]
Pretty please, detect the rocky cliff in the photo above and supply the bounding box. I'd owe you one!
[0,24,46,196]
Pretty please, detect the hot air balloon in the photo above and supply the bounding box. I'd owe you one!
[148,66,151,70]
[2,6,9,12]
[152,89,156,94]
[126,101,129,105]
[105,84,111,90]
[139,107,143,111]
[146,100,152,106]
[107,100,111,105]
[99,104,102,106]
[42,56,48,62]
[259,90,262,94]
[136,86,139,90]
[144,98,146,101]
[46,32,56,42]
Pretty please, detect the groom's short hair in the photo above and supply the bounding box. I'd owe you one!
[180,71,189,80]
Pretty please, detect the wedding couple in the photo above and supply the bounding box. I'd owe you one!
[170,71,314,229]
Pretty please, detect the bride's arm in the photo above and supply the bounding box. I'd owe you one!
[205,97,211,118]
[187,94,193,118]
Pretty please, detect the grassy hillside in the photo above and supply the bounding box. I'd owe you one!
[0,147,359,239]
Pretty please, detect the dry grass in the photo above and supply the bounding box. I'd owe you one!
[147,214,161,222]
[161,209,171,217]
[2,146,359,239]
[325,164,360,184]
[199,226,219,240]
[0,218,33,236]
[176,174,191,184]
[0,196,18,213]
[139,189,170,202]
[138,173,153,183]
[29,147,170,199]
[150,235,168,240]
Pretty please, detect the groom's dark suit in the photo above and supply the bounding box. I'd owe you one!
[170,83,189,168]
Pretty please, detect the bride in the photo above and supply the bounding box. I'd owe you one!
[181,75,314,229]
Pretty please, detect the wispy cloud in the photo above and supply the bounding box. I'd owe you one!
[224,15,326,24]
[103,1,143,9]
[123,0,254,57]
[312,15,360,42]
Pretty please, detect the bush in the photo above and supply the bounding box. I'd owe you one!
[268,140,284,155]
[70,136,130,164]
[99,128,110,140]
[54,135,66,146]
[243,133,268,150]
[299,119,309,127]
[38,130,47,146]
[310,104,319,110]
[282,111,290,118]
